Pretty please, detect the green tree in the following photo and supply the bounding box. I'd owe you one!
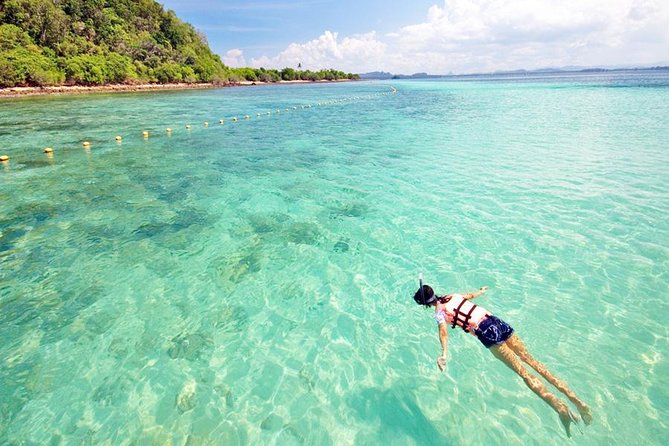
[62,54,106,85]
[0,24,63,86]
[104,52,137,83]
[0,1,358,87]
[154,61,182,83]
[280,67,297,81]
[2,0,68,46]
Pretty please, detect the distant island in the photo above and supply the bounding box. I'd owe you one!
[360,66,669,80]
[0,0,358,90]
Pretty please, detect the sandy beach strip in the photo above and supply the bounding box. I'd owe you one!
[0,79,354,98]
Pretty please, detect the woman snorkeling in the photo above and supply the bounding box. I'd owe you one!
[413,278,592,436]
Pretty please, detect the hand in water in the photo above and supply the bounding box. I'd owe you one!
[437,355,447,372]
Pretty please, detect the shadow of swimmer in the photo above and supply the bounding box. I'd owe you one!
[347,387,449,444]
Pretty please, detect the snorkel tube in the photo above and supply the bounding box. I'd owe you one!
[419,273,425,304]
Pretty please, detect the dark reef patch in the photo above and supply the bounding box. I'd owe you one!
[167,332,213,361]
[285,221,323,245]
[328,201,370,219]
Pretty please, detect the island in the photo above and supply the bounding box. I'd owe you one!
[0,0,359,95]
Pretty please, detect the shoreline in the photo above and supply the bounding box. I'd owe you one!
[0,79,354,98]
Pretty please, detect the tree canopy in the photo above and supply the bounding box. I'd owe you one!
[0,0,359,87]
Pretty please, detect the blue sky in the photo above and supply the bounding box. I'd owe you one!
[160,0,669,74]
[160,1,435,57]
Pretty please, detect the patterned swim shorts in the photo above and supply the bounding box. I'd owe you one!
[475,315,514,348]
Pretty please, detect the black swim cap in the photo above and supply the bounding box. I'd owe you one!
[414,285,436,306]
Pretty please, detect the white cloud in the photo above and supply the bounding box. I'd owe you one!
[250,31,387,72]
[222,49,247,68]
[239,0,669,73]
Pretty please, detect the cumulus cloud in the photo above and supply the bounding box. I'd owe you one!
[222,49,247,68]
[250,31,386,71]
[391,0,669,72]
[241,0,669,73]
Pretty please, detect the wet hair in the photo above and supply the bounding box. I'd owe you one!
[413,284,436,306]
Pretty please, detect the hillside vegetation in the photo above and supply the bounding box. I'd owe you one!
[0,0,358,88]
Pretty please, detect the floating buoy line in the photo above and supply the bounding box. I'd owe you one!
[0,86,397,165]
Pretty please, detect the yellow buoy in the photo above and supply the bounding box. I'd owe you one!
[185,125,191,130]
[166,128,173,133]
[0,155,9,162]
[115,136,122,142]
[257,113,261,117]
[244,115,250,120]
[219,119,225,124]
[43,147,53,154]
[204,122,209,127]
[143,131,149,138]
[232,117,238,122]
[82,141,91,147]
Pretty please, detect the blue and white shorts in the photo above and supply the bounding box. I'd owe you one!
[475,315,514,348]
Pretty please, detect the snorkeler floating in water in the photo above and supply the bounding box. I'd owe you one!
[413,276,592,437]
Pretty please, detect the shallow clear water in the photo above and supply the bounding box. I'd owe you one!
[1,72,668,445]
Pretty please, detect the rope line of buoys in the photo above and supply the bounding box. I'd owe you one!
[1,86,397,164]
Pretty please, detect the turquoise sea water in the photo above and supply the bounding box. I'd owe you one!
[1,72,668,445]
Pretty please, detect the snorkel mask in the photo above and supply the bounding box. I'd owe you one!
[415,273,437,306]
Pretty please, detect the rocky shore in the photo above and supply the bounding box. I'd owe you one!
[0,79,352,98]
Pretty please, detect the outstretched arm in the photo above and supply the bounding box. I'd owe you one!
[437,322,448,371]
[463,286,489,300]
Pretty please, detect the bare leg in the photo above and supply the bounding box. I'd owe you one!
[505,335,592,425]
[490,342,577,437]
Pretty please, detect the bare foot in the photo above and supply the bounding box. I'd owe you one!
[559,410,580,438]
[578,404,593,425]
